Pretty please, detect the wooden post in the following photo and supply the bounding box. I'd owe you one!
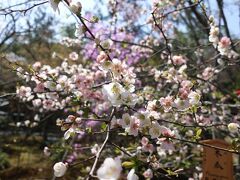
[202,139,234,180]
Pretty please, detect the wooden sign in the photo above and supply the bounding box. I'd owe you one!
[202,139,234,180]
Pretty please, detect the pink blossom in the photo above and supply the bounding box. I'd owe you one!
[172,55,186,65]
[142,143,154,153]
[32,99,42,107]
[141,137,149,146]
[96,51,108,64]
[43,99,55,110]
[159,96,173,112]
[179,88,190,100]
[128,116,140,136]
[34,83,45,93]
[143,169,153,179]
[32,61,42,71]
[69,52,79,61]
[219,37,231,48]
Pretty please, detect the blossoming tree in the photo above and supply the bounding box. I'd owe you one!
[1,0,240,179]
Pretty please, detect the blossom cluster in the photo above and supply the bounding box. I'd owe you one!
[12,0,240,179]
[209,16,238,58]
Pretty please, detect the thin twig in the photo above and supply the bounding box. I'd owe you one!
[87,108,116,179]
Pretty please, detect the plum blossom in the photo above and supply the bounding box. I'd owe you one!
[120,91,138,107]
[208,16,219,47]
[228,123,239,133]
[127,116,140,136]
[141,137,149,146]
[53,162,67,177]
[44,81,56,91]
[32,61,41,71]
[158,139,175,151]
[147,100,158,111]
[69,52,79,61]
[218,37,231,56]
[64,127,75,140]
[91,144,100,155]
[141,137,154,153]
[172,55,186,65]
[160,96,173,112]
[17,86,31,97]
[34,83,45,93]
[181,80,193,89]
[209,26,219,47]
[97,157,122,180]
[110,116,119,129]
[143,169,153,179]
[160,126,175,137]
[96,51,111,70]
[60,115,83,139]
[16,86,34,101]
[188,91,201,105]
[111,58,126,78]
[43,99,55,110]
[102,82,124,106]
[118,113,131,128]
[201,67,215,80]
[16,67,24,78]
[174,98,189,110]
[69,0,82,14]
[135,111,151,128]
[149,122,161,139]
[102,82,137,107]
[96,51,108,63]
[44,146,51,156]
[127,169,139,180]
[32,99,42,107]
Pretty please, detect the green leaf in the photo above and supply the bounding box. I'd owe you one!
[101,123,107,131]
[195,128,202,140]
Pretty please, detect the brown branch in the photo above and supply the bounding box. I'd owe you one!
[188,0,209,35]
[75,14,112,62]
[151,11,175,67]
[168,136,240,155]
[70,155,96,167]
[0,1,48,16]
[157,118,227,129]
[109,141,133,157]
[216,0,235,50]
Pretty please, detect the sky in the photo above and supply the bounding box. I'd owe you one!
[55,0,240,37]
[0,0,239,39]
[208,0,240,38]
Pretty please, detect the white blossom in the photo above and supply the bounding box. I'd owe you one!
[149,122,161,139]
[188,91,201,105]
[97,157,122,180]
[53,162,67,177]
[119,113,131,128]
[69,0,82,14]
[228,123,239,133]
[127,169,139,180]
[102,82,137,107]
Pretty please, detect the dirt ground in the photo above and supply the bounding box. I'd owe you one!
[0,135,81,180]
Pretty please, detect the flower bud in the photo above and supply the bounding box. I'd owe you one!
[91,16,99,23]
[228,123,239,133]
[53,162,67,177]
[70,1,82,14]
